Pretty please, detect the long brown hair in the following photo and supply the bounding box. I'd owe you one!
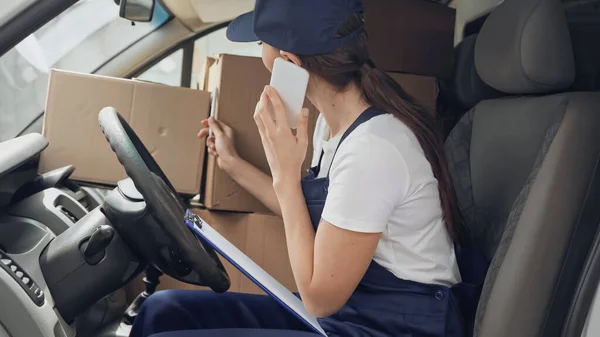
[299,13,460,236]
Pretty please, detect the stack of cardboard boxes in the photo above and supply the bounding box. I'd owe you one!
[38,0,455,300]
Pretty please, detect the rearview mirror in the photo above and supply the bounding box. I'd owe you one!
[119,0,155,22]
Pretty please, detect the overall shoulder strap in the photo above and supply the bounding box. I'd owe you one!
[327,107,387,176]
[313,150,325,176]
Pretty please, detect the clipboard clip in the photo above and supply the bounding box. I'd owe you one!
[184,209,203,229]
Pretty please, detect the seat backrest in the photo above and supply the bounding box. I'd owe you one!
[444,0,600,336]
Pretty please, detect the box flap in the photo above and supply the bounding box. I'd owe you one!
[40,69,210,194]
[387,72,438,112]
[196,56,217,91]
[365,0,456,78]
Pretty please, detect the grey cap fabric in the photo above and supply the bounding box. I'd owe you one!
[475,0,575,94]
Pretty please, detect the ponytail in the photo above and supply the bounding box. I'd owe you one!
[298,12,461,237]
[359,63,459,236]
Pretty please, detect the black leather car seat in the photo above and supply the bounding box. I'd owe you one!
[444,0,600,336]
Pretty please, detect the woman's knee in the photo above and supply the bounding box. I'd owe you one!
[141,289,226,317]
[131,290,196,337]
[139,290,190,320]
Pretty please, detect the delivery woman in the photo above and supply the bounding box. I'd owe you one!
[130,0,484,336]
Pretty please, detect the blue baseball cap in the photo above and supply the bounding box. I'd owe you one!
[226,0,364,55]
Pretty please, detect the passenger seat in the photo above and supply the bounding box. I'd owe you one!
[443,0,600,336]
[437,34,502,137]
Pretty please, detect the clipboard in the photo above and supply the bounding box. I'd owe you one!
[184,210,327,336]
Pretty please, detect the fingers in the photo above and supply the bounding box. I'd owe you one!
[296,108,310,146]
[208,117,224,136]
[254,102,266,135]
[202,118,235,138]
[221,121,234,137]
[198,119,211,138]
[197,128,210,138]
[207,137,217,156]
[257,91,276,132]
[264,86,287,127]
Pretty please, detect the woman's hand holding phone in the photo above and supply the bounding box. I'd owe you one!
[197,118,239,172]
[254,85,310,189]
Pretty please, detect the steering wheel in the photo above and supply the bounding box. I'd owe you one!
[98,106,230,292]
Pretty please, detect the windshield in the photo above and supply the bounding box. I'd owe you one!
[0,0,169,142]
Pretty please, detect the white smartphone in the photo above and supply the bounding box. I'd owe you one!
[269,57,310,129]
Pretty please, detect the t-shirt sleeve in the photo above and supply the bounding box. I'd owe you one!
[321,134,409,233]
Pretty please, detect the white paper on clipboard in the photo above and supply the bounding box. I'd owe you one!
[184,211,327,336]
[208,88,218,138]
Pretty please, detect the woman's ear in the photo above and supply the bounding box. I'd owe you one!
[280,51,303,67]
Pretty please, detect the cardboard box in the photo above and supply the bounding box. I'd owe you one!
[388,72,438,112]
[365,0,456,78]
[192,55,437,212]
[125,209,297,301]
[40,60,437,211]
[195,56,217,91]
[203,54,318,213]
[40,70,210,195]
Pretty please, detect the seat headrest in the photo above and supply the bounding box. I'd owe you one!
[475,0,575,94]
[449,35,503,109]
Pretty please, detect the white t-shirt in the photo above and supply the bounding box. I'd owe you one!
[311,113,461,286]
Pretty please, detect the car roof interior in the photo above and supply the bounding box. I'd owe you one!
[161,0,255,31]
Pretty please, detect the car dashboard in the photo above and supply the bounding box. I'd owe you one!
[0,134,120,337]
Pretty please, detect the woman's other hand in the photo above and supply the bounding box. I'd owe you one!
[197,117,239,172]
[254,85,309,188]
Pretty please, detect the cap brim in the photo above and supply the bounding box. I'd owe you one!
[226,11,259,42]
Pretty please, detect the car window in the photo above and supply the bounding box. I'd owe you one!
[0,0,169,142]
[137,49,184,86]
[137,27,262,88]
[192,27,262,87]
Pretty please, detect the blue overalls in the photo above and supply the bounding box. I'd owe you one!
[131,107,487,337]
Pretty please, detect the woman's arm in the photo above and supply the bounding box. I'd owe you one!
[274,180,380,317]
[255,86,381,317]
[222,155,281,216]
[198,118,281,216]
